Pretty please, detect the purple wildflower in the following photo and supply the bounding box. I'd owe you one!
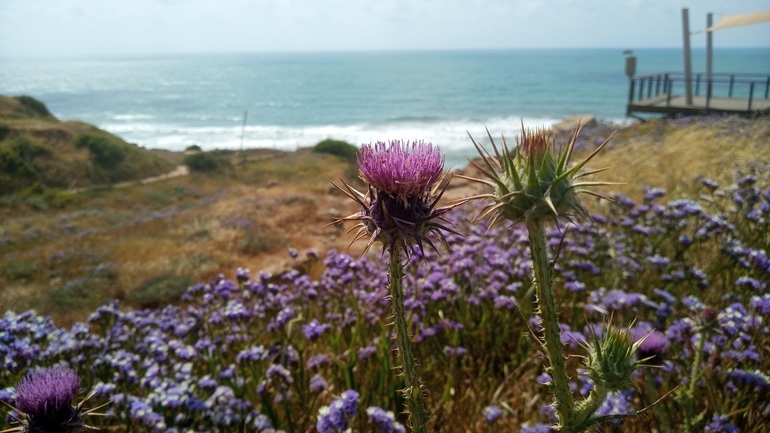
[366,406,406,433]
[235,267,250,282]
[316,390,359,433]
[13,366,83,433]
[443,346,468,357]
[700,177,719,191]
[309,375,328,393]
[521,423,556,433]
[482,405,503,423]
[704,414,740,433]
[302,319,332,341]
[636,331,668,365]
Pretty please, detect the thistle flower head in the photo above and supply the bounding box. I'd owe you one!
[462,123,615,227]
[357,140,444,200]
[333,140,461,255]
[582,322,649,392]
[10,366,85,433]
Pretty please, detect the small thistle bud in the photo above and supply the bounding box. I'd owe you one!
[583,323,647,392]
[699,308,719,329]
[333,140,461,254]
[462,123,615,226]
[11,366,85,433]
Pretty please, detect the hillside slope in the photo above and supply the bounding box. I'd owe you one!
[0,95,173,194]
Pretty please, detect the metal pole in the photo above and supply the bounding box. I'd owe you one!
[240,110,248,152]
[748,82,754,111]
[707,13,713,101]
[682,8,693,105]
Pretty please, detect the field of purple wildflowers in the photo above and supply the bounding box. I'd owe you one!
[2,147,769,432]
[0,115,770,433]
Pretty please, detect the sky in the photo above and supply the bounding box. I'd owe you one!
[0,0,768,58]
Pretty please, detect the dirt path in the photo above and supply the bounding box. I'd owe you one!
[70,165,189,193]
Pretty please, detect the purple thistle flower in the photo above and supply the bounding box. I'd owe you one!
[357,140,444,200]
[333,139,461,255]
[13,366,83,433]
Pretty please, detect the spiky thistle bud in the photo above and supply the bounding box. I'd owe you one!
[461,123,615,226]
[333,140,460,254]
[583,323,650,393]
[9,366,92,433]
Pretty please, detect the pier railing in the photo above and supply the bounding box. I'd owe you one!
[628,72,770,114]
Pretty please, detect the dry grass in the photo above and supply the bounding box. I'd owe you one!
[577,116,770,201]
[0,149,358,326]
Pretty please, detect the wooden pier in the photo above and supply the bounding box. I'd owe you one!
[627,72,770,117]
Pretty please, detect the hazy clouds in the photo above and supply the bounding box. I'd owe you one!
[1,0,768,58]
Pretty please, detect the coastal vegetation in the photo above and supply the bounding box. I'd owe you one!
[0,95,173,195]
[1,114,769,432]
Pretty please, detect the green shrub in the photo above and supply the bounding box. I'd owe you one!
[128,274,194,308]
[0,137,51,191]
[75,133,126,169]
[47,276,106,310]
[14,95,52,117]
[15,183,81,210]
[184,152,229,173]
[3,259,42,280]
[237,232,285,255]
[0,125,10,141]
[185,144,202,152]
[312,139,358,159]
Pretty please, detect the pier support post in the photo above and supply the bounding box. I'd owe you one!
[682,8,693,106]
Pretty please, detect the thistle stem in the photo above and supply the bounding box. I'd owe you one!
[389,243,430,433]
[527,220,576,431]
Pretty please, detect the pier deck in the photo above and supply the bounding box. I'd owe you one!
[627,72,770,117]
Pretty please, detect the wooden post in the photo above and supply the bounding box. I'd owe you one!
[707,13,713,104]
[695,74,700,96]
[682,8,693,105]
[729,76,735,97]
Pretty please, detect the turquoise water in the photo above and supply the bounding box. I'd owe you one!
[1,48,768,167]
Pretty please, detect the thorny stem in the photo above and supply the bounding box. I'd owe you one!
[527,219,577,432]
[389,242,430,433]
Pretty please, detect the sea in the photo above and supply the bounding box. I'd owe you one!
[1,48,768,168]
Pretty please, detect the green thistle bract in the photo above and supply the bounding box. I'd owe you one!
[460,123,616,227]
[583,322,650,392]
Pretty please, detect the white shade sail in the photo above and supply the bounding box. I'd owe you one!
[706,11,770,32]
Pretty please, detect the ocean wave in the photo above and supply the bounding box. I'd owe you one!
[101,115,624,168]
